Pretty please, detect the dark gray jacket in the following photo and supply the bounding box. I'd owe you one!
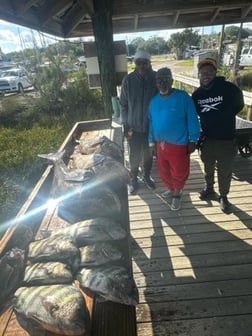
[120,69,157,133]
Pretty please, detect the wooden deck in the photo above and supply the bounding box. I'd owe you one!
[1,121,252,336]
[127,150,252,336]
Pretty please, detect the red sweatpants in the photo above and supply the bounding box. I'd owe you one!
[156,141,190,190]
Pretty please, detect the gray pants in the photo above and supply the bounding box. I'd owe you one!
[127,131,153,179]
[200,139,237,196]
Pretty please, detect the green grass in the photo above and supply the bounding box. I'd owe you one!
[0,67,105,224]
[0,124,66,224]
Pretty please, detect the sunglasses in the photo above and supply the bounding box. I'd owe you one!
[198,70,216,77]
[135,60,148,66]
[156,77,172,84]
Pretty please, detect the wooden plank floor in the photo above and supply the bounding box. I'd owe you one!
[126,149,252,336]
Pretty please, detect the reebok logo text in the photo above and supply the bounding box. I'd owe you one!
[198,96,223,113]
[198,96,223,105]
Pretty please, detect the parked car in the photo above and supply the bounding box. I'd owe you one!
[239,46,252,68]
[0,68,32,94]
[184,46,201,59]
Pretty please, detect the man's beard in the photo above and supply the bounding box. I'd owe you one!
[159,89,169,95]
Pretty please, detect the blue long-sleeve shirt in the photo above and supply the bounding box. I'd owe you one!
[148,89,200,145]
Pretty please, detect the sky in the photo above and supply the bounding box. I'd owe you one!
[0,19,252,54]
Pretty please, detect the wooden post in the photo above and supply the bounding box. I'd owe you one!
[218,24,225,66]
[247,105,252,121]
[232,22,243,85]
[91,0,117,119]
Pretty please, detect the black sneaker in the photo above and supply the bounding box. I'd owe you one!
[142,175,155,190]
[219,196,232,214]
[129,178,138,194]
[198,187,216,200]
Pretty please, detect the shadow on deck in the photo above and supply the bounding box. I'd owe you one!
[128,151,252,336]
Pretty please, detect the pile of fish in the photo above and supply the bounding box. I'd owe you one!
[0,247,25,311]
[38,135,130,223]
[13,217,138,335]
[10,134,138,335]
[0,224,34,313]
[77,135,123,162]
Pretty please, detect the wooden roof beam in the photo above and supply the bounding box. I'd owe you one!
[210,7,221,23]
[134,14,139,30]
[241,4,252,19]
[18,0,39,15]
[173,11,180,26]
[7,0,38,17]
[62,2,89,37]
[38,0,71,26]
[77,0,94,16]
[113,1,252,16]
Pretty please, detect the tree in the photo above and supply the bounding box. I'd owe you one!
[168,28,201,59]
[225,25,252,42]
[128,37,145,55]
[144,36,169,55]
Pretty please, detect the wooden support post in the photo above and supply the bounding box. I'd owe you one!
[91,0,117,119]
[218,24,225,66]
[247,105,252,121]
[232,22,243,85]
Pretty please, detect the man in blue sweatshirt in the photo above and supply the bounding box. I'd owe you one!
[149,67,200,211]
[192,58,244,214]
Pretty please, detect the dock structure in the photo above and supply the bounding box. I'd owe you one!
[129,150,252,336]
[0,121,252,336]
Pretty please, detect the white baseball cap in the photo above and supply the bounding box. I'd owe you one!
[134,50,151,61]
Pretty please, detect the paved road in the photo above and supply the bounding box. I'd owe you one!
[152,58,195,76]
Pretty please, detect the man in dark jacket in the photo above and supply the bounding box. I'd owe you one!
[192,58,244,213]
[120,50,157,194]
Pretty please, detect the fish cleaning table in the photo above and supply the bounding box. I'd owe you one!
[0,119,137,336]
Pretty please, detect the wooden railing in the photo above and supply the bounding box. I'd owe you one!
[173,74,252,115]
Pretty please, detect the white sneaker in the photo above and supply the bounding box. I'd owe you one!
[170,197,181,211]
[161,189,173,198]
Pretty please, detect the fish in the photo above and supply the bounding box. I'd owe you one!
[38,151,122,223]
[44,217,127,246]
[75,137,97,155]
[14,284,90,335]
[27,235,80,267]
[79,242,123,267]
[77,265,139,306]
[95,135,123,162]
[58,182,122,224]
[92,156,130,186]
[0,247,25,312]
[38,151,95,196]
[69,152,106,170]
[23,261,73,286]
[78,135,123,162]
[7,224,34,250]
[70,153,130,186]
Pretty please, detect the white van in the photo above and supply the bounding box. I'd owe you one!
[239,47,252,68]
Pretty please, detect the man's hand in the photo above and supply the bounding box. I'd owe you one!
[187,142,197,154]
[122,125,133,139]
[149,143,156,157]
